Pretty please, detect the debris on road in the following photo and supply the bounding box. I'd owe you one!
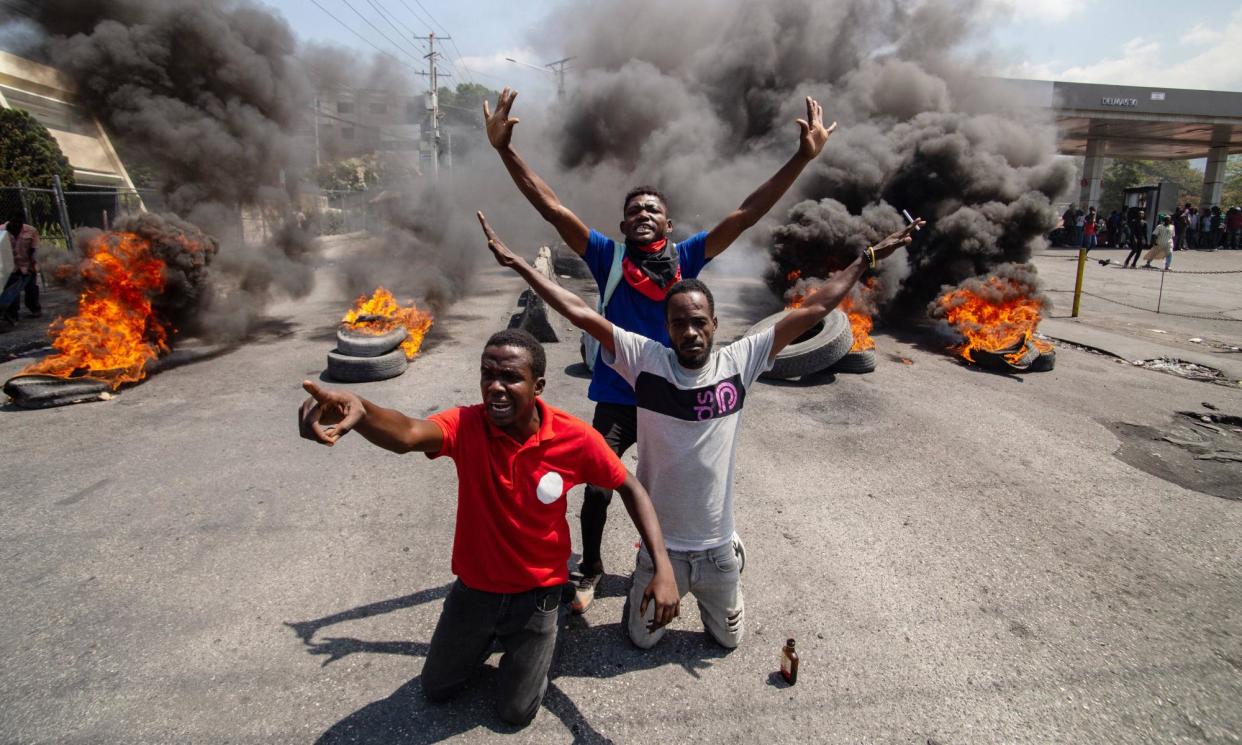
[1135,358,1231,385]
[3,374,111,409]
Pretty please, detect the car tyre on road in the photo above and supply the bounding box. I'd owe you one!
[326,348,408,383]
[830,349,877,374]
[335,327,408,358]
[744,309,853,379]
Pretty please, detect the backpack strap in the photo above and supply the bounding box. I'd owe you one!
[597,239,625,313]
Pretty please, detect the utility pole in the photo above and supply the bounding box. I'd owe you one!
[312,97,321,168]
[545,57,574,100]
[415,32,451,179]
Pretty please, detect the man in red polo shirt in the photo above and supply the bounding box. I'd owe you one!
[298,328,679,726]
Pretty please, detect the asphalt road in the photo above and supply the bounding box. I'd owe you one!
[1,238,1240,744]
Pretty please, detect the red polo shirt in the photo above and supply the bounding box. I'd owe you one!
[426,399,626,593]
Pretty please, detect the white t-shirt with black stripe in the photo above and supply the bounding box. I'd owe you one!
[602,326,775,551]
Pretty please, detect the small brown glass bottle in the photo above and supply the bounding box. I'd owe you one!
[780,638,799,685]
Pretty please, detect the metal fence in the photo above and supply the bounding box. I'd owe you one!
[1,182,376,249]
[1050,248,1242,325]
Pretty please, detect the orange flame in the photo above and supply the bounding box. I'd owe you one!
[785,271,878,352]
[341,287,433,359]
[934,276,1051,363]
[840,279,878,352]
[22,231,175,389]
[784,269,805,309]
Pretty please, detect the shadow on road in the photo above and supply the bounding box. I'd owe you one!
[289,583,731,744]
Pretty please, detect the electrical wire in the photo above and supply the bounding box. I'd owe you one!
[364,0,425,60]
[307,0,423,75]
[393,0,476,85]
[337,0,425,67]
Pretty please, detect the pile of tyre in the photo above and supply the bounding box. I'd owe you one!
[744,309,875,379]
[327,326,410,383]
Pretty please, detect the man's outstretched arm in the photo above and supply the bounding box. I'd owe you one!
[477,211,615,355]
[298,381,443,453]
[771,218,925,357]
[485,87,590,256]
[704,96,836,258]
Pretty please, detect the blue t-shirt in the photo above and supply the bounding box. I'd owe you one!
[583,228,710,405]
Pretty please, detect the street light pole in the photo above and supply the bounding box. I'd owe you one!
[505,56,576,99]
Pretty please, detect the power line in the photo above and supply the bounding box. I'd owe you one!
[307,0,423,75]
[364,0,425,59]
[393,0,476,85]
[395,0,444,34]
[337,0,424,68]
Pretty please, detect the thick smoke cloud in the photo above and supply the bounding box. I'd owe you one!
[10,0,318,340]
[539,0,1076,318]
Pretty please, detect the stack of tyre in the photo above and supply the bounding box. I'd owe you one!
[744,309,875,379]
[327,325,410,383]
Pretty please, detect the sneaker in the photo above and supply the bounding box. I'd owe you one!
[570,568,603,614]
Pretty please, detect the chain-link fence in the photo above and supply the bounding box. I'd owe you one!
[319,189,374,235]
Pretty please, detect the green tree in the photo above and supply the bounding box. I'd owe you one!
[1221,156,1242,207]
[0,108,74,189]
[438,82,498,128]
[1099,158,1202,213]
[315,154,386,191]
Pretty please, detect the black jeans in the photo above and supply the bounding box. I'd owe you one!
[421,579,560,726]
[580,402,638,573]
[2,271,39,320]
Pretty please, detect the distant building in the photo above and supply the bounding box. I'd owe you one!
[0,50,139,192]
[309,87,422,164]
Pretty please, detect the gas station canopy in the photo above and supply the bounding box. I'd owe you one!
[1003,79,1242,207]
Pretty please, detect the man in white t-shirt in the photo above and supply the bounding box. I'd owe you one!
[477,211,922,648]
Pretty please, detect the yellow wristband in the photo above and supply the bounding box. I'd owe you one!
[866,246,877,269]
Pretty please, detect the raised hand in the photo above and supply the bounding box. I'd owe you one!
[299,380,365,446]
[873,216,926,260]
[482,87,520,150]
[796,95,837,161]
[476,211,520,268]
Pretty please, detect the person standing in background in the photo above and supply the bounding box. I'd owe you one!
[1,210,41,327]
[1142,214,1175,271]
[1082,206,1098,251]
[1199,207,1213,249]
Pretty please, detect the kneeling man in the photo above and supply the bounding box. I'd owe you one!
[478,212,920,648]
[297,328,678,723]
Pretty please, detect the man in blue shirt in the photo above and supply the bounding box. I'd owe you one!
[485,87,836,613]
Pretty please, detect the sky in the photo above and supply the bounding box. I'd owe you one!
[259,0,1242,99]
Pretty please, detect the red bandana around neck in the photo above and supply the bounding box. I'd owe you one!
[622,238,680,301]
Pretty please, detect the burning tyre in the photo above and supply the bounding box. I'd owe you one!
[930,271,1056,374]
[335,326,409,357]
[744,309,853,379]
[326,348,408,383]
[3,374,111,409]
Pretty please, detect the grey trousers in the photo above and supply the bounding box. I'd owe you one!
[421,578,560,726]
[626,536,746,650]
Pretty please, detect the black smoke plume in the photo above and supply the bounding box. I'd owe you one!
[7,0,317,340]
[539,0,1075,319]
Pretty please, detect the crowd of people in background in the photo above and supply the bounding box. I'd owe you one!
[1059,203,1242,255]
